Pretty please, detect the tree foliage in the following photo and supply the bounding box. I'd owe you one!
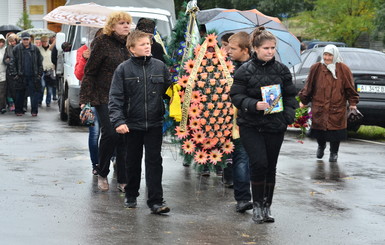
[17,11,33,30]
[296,0,377,46]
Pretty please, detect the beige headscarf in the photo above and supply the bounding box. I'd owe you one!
[321,44,343,79]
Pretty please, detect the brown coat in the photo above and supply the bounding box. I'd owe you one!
[298,62,359,131]
[79,33,129,105]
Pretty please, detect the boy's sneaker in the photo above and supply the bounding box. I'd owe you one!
[150,203,170,214]
[124,197,137,208]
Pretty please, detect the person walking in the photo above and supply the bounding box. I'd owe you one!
[227,31,252,213]
[11,32,43,116]
[38,35,55,107]
[79,11,132,191]
[298,44,359,162]
[0,35,7,113]
[3,34,18,112]
[109,30,172,214]
[230,27,297,224]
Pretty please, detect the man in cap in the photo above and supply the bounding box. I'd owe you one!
[10,32,43,116]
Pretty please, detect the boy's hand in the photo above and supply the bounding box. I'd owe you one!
[116,124,129,134]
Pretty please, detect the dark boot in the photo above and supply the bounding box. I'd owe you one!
[329,153,338,162]
[263,183,275,222]
[329,141,340,162]
[251,182,265,224]
[316,144,326,159]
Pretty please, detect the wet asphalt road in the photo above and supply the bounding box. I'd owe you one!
[0,104,385,245]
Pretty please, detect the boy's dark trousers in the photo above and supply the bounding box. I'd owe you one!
[124,126,164,208]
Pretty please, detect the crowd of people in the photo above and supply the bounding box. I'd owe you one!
[1,10,359,223]
[0,31,57,116]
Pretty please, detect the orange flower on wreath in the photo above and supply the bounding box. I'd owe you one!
[191,91,201,104]
[205,125,212,132]
[194,149,208,164]
[222,140,234,154]
[219,137,227,144]
[202,139,213,150]
[219,79,227,86]
[205,33,218,47]
[189,118,201,131]
[208,131,215,138]
[229,106,235,115]
[189,104,202,118]
[192,130,206,144]
[175,126,189,139]
[217,102,224,109]
[207,102,215,110]
[206,65,215,72]
[203,110,210,118]
[184,59,195,73]
[209,117,216,124]
[213,109,221,117]
[177,75,189,88]
[209,79,216,86]
[197,80,205,88]
[198,103,204,110]
[182,139,196,154]
[216,87,224,94]
[200,72,208,80]
[221,124,228,130]
[214,72,221,79]
[209,149,223,165]
[205,87,212,94]
[214,124,220,131]
[225,102,232,108]
[222,93,229,101]
[211,137,219,146]
[198,66,203,73]
[212,94,219,101]
[217,65,224,71]
[200,118,207,125]
[217,117,225,124]
[201,59,208,66]
[212,58,219,65]
[217,131,223,138]
[205,51,214,59]
[222,109,228,116]
[219,47,228,58]
[201,94,208,102]
[225,115,232,123]
[194,44,201,56]
[223,129,232,137]
[224,85,231,93]
[226,61,235,73]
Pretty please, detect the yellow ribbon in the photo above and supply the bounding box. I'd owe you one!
[165,83,182,122]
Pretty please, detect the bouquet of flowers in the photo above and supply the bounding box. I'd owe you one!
[175,34,235,168]
[289,96,312,143]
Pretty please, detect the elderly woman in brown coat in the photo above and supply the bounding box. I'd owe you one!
[298,45,359,162]
[79,11,132,191]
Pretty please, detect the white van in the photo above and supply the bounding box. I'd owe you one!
[55,6,174,125]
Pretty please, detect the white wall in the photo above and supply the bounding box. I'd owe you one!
[0,0,47,28]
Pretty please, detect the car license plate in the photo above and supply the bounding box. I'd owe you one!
[357,84,385,93]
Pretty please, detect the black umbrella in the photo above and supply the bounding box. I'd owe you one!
[0,24,23,37]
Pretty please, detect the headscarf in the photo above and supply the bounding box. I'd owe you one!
[321,44,343,79]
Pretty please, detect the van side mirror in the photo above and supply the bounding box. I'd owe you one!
[56,32,66,52]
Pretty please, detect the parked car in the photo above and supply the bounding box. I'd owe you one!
[291,47,385,130]
[306,41,347,49]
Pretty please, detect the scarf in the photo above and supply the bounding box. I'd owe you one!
[321,44,343,79]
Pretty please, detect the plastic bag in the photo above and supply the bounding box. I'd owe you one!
[79,103,95,126]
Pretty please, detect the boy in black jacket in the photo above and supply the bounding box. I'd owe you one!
[109,30,172,214]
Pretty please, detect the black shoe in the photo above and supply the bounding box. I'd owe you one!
[1,108,6,114]
[329,153,338,162]
[263,205,275,222]
[252,202,264,224]
[124,197,137,208]
[236,200,253,213]
[53,97,58,101]
[150,203,170,214]
[316,145,326,159]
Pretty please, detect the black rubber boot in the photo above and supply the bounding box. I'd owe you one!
[316,144,326,159]
[251,182,265,224]
[263,183,275,222]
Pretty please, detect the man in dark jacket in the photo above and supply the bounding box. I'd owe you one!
[11,32,43,116]
[109,30,172,214]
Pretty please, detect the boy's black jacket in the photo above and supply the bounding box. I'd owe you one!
[109,56,172,131]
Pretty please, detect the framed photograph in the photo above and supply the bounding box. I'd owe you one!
[261,84,284,114]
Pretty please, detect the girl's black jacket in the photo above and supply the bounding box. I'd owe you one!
[109,56,171,131]
[230,53,298,133]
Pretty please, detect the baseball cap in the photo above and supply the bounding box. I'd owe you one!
[21,32,31,39]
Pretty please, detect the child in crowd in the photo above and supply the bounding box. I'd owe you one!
[109,30,172,214]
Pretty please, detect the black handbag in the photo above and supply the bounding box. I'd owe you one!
[347,108,363,124]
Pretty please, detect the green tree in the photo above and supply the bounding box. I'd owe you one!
[17,11,33,30]
[296,0,376,46]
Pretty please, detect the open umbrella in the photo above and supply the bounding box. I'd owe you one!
[205,10,301,68]
[43,3,114,28]
[196,8,228,24]
[17,28,56,38]
[0,24,23,36]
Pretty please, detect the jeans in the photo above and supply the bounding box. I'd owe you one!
[26,76,39,114]
[40,73,53,105]
[240,126,284,184]
[124,127,164,208]
[88,107,100,168]
[232,139,251,201]
[94,104,119,178]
